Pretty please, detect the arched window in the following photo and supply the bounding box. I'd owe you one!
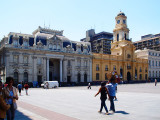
[125,33,127,40]
[53,44,56,50]
[49,44,52,50]
[14,72,19,84]
[57,45,61,50]
[13,40,18,46]
[24,72,28,83]
[117,34,119,41]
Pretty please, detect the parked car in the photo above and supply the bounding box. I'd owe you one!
[41,81,59,89]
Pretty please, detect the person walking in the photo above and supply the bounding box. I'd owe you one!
[88,83,91,89]
[95,82,110,115]
[17,82,22,96]
[0,81,10,120]
[24,83,29,95]
[106,75,118,113]
[3,77,18,120]
[155,79,157,86]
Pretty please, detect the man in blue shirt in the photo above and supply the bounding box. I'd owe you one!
[17,83,22,96]
[106,75,118,112]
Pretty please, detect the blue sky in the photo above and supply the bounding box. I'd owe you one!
[0,0,160,42]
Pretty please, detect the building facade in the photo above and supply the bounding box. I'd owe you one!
[0,26,92,86]
[135,49,160,81]
[133,33,160,51]
[92,12,148,82]
[81,29,113,54]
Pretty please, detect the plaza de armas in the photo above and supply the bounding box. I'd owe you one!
[1,12,158,87]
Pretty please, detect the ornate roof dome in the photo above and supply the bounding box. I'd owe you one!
[117,11,125,16]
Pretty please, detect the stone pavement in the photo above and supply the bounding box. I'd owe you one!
[14,83,160,120]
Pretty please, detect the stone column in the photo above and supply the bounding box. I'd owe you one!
[33,57,37,81]
[5,55,9,78]
[60,59,62,82]
[43,57,47,82]
[89,59,92,82]
[47,58,49,81]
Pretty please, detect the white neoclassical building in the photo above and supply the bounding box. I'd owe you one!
[0,26,92,86]
[135,48,160,81]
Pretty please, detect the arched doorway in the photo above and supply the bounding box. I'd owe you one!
[14,72,19,85]
[24,72,28,83]
[84,73,87,83]
[127,72,131,82]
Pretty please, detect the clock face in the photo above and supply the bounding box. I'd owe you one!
[117,20,120,24]
[123,20,126,24]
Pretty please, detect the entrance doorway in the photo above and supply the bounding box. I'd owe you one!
[78,73,81,83]
[84,73,87,83]
[49,59,60,82]
[37,75,42,87]
[127,72,131,82]
[67,76,71,83]
[49,72,52,81]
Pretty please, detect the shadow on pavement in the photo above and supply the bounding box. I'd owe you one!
[14,110,32,120]
[115,111,129,115]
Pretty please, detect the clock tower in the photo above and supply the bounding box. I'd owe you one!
[111,12,135,56]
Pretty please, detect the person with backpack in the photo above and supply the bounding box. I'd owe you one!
[95,82,110,115]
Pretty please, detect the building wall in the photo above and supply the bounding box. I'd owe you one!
[136,49,160,81]
[92,53,148,82]
[0,27,92,85]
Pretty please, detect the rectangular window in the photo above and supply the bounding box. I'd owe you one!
[24,56,28,64]
[13,40,18,46]
[152,61,154,66]
[96,64,99,71]
[37,58,41,65]
[156,71,157,77]
[149,71,151,77]
[84,61,87,66]
[68,60,71,66]
[155,53,157,56]
[105,65,108,71]
[139,74,142,80]
[13,55,18,63]
[156,61,157,66]
[153,71,154,77]
[140,67,142,72]
[149,60,151,66]
[96,73,99,80]
[113,65,116,70]
[78,60,81,66]
[145,74,147,80]
[105,73,108,80]
[159,61,160,66]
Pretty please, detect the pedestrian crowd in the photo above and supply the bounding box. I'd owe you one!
[0,77,29,120]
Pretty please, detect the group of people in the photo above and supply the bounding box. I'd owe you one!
[95,75,118,115]
[0,77,29,120]
[17,82,29,96]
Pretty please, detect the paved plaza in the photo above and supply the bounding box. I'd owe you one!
[14,83,160,120]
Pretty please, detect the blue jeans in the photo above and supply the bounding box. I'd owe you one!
[110,96,115,112]
[6,104,15,120]
[100,99,108,112]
